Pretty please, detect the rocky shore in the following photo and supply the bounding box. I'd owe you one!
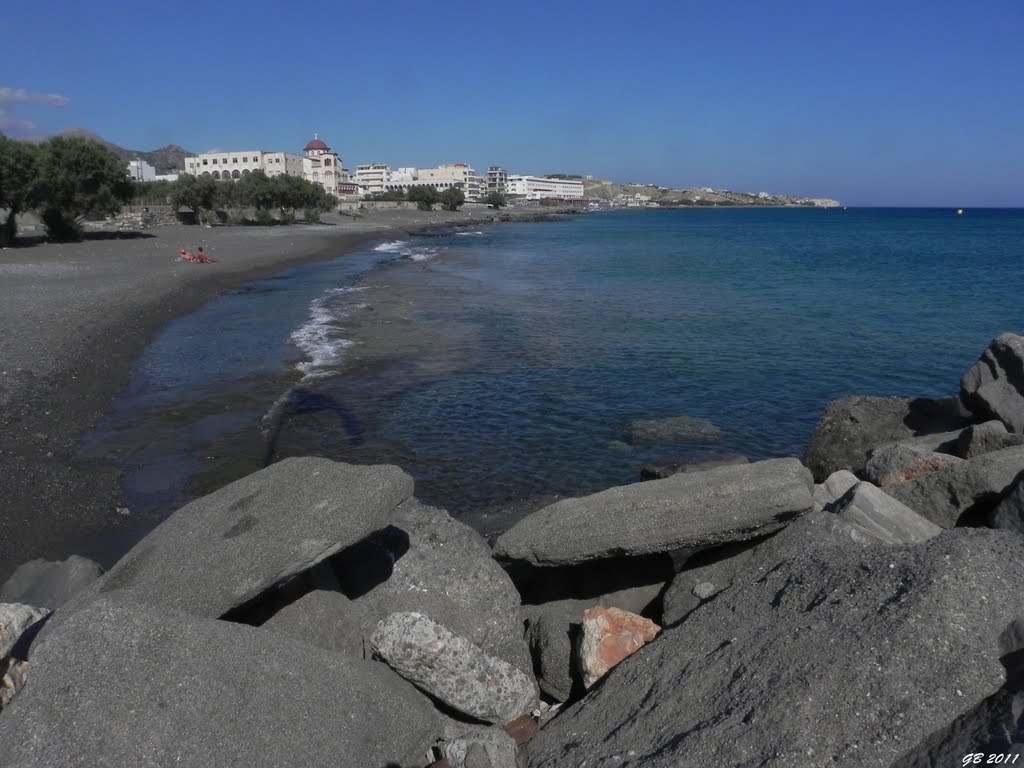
[3,333,1024,766]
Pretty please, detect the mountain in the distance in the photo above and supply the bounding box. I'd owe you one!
[17,127,192,174]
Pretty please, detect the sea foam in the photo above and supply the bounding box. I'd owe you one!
[289,286,367,379]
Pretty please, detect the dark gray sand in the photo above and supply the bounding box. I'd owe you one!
[0,207,555,582]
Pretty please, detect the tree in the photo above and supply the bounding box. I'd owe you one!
[439,187,466,211]
[170,174,219,223]
[406,185,439,211]
[483,191,507,209]
[32,137,133,242]
[0,136,41,245]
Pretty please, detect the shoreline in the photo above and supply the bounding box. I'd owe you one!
[0,206,571,582]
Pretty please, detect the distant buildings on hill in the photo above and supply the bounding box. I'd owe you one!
[172,135,586,204]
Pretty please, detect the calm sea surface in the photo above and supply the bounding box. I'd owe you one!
[82,208,1024,532]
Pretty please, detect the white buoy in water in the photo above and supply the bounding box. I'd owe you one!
[957,209,964,215]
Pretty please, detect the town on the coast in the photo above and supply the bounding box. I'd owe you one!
[127,132,840,210]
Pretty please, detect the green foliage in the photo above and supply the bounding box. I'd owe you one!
[40,207,83,242]
[439,187,465,211]
[131,179,175,206]
[304,208,321,223]
[33,137,133,242]
[0,136,41,245]
[406,185,439,211]
[253,208,274,226]
[366,189,407,202]
[483,191,507,209]
[170,174,218,217]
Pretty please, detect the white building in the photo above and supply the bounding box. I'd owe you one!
[487,167,509,197]
[355,163,391,195]
[126,158,178,182]
[183,150,305,180]
[506,175,585,201]
[301,135,348,196]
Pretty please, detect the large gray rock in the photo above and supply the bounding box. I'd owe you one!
[661,510,875,626]
[494,458,813,566]
[961,333,1024,432]
[831,481,944,544]
[0,555,103,610]
[0,602,51,712]
[0,599,438,767]
[371,612,538,724]
[351,498,532,677]
[990,475,1024,533]
[260,589,366,659]
[523,529,1024,767]
[440,725,518,768]
[953,419,1024,459]
[803,395,970,482]
[68,458,413,619]
[813,468,859,508]
[885,445,1024,528]
[623,416,723,445]
[862,443,962,486]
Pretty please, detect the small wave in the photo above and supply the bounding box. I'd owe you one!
[289,285,367,378]
[373,239,438,261]
[455,231,484,236]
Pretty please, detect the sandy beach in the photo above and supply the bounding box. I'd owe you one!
[0,206,560,583]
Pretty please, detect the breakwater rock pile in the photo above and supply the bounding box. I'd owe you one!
[3,333,1024,766]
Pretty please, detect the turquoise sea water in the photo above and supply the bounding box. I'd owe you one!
[82,208,1024,530]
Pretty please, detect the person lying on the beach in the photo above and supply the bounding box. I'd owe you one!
[194,247,215,263]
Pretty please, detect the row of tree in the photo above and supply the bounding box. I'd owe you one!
[0,135,134,244]
[165,171,336,224]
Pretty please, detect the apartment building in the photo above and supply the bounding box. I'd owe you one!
[184,150,305,180]
[355,163,391,195]
[487,167,509,197]
[506,175,586,201]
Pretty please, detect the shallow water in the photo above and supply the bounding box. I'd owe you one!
[82,208,1024,530]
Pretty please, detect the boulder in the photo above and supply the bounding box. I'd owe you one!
[1,603,51,712]
[371,612,538,724]
[813,469,859,508]
[639,451,748,480]
[990,475,1024,534]
[349,499,532,677]
[63,458,413,619]
[895,614,1024,764]
[953,420,1024,459]
[522,530,1024,768]
[884,446,1024,528]
[0,555,103,610]
[661,511,875,626]
[0,599,438,767]
[494,458,813,566]
[961,333,1024,432]
[260,589,366,659]
[579,607,659,688]
[522,585,662,703]
[803,395,970,482]
[439,725,518,768]
[830,481,943,544]
[623,416,724,445]
[524,605,577,702]
[862,443,962,486]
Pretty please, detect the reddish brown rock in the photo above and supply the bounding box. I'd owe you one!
[580,607,660,687]
[502,714,539,746]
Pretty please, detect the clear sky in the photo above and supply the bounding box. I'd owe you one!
[4,0,1022,206]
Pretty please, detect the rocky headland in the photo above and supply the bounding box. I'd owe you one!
[4,332,1024,766]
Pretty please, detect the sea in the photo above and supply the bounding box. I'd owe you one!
[80,208,1024,541]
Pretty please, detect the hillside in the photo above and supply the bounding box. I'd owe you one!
[582,178,841,208]
[17,127,192,174]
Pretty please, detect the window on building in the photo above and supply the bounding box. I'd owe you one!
[212,158,218,164]
[233,157,238,163]
[203,159,208,165]
[242,157,248,162]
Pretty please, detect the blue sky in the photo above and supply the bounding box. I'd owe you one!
[4,0,1022,206]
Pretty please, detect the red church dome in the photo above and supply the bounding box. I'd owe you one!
[304,136,329,151]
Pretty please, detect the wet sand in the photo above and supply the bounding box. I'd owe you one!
[0,207,559,582]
